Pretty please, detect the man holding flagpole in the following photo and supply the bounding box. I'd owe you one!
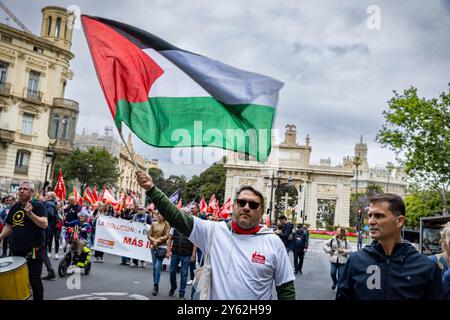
[136,170,295,300]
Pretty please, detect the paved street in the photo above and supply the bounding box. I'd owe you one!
[43,238,339,300]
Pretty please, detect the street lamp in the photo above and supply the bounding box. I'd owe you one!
[43,146,54,195]
[264,170,281,227]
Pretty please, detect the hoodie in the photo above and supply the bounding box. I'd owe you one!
[336,240,444,300]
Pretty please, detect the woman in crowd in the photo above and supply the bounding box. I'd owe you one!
[147,211,170,296]
[323,227,352,290]
[429,222,450,299]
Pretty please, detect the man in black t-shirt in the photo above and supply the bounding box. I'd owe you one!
[0,180,48,300]
[64,196,82,224]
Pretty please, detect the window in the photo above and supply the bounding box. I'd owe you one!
[55,17,62,38]
[21,113,34,135]
[62,81,66,97]
[61,116,69,139]
[1,34,12,43]
[0,61,7,84]
[15,150,30,167]
[33,46,43,54]
[28,71,40,95]
[50,114,60,139]
[47,17,52,36]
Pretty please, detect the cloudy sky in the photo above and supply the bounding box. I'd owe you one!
[4,0,450,178]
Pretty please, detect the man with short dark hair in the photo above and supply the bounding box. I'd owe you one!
[136,171,296,300]
[0,180,48,300]
[278,215,294,253]
[337,193,444,300]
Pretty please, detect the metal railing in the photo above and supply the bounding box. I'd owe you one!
[24,88,42,102]
[0,82,11,95]
[14,165,29,175]
[0,128,15,143]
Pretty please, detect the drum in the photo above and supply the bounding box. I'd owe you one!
[0,256,31,300]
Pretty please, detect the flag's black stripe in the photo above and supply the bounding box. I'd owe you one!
[83,15,196,55]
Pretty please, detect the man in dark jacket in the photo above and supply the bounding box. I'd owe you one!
[42,192,57,280]
[291,223,308,274]
[278,215,294,253]
[336,193,444,300]
[167,208,194,300]
[64,196,81,225]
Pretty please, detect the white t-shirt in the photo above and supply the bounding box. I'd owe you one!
[188,217,295,300]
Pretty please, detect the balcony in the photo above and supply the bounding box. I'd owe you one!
[0,82,11,96]
[52,138,74,155]
[0,128,15,144]
[53,97,79,113]
[23,88,42,103]
[14,165,29,175]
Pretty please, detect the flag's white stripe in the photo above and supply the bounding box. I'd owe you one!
[161,50,282,107]
[144,49,281,107]
[144,49,210,98]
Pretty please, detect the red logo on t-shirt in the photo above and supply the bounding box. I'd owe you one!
[252,251,266,264]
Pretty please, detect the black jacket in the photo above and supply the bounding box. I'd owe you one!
[171,228,193,257]
[336,241,444,300]
[45,200,57,230]
[279,222,294,247]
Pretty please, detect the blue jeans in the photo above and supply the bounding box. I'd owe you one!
[151,248,164,285]
[169,253,190,298]
[330,262,345,285]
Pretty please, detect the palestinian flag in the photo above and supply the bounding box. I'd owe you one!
[81,15,283,161]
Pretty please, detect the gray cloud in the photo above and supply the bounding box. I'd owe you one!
[3,0,449,177]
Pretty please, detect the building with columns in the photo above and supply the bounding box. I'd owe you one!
[225,125,353,229]
[0,6,78,195]
[349,136,407,197]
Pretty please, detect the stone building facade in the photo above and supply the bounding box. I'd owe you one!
[0,6,78,195]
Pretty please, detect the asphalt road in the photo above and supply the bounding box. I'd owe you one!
[42,238,338,300]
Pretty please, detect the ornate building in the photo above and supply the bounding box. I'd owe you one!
[0,6,78,195]
[225,125,354,229]
[349,136,407,197]
[75,126,120,157]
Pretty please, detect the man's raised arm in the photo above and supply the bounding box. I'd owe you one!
[136,170,193,236]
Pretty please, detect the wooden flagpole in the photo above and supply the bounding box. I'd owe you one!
[118,131,140,171]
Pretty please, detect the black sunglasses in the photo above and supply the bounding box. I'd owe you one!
[236,199,260,210]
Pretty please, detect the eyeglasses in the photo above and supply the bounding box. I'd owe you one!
[236,199,260,210]
[18,187,30,191]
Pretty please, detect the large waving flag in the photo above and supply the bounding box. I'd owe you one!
[54,168,66,200]
[81,16,283,161]
[92,186,99,203]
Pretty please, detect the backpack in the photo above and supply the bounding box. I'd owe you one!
[436,253,449,272]
[331,238,347,250]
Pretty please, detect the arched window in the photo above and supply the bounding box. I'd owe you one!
[55,17,62,38]
[47,17,52,36]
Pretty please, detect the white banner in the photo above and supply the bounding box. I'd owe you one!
[93,215,169,264]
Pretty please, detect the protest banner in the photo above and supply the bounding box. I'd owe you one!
[93,215,169,265]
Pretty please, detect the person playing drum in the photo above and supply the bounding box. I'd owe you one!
[0,180,48,300]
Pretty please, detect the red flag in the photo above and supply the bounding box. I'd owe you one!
[199,196,207,213]
[219,198,232,219]
[125,195,133,209]
[54,168,66,200]
[102,188,118,204]
[83,187,95,204]
[265,215,271,228]
[73,187,83,206]
[207,194,217,213]
[92,186,99,203]
[176,198,182,209]
[113,192,125,212]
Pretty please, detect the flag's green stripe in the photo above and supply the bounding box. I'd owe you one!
[115,97,275,161]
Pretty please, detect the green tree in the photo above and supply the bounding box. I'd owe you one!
[404,191,449,229]
[185,160,226,203]
[53,147,119,194]
[376,85,450,213]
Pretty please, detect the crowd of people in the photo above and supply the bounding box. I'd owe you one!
[0,176,449,300]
